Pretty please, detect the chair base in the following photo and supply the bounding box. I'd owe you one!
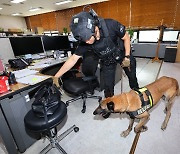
[40,125,79,154]
[66,93,102,113]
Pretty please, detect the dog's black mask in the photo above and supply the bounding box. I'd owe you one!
[107,101,114,112]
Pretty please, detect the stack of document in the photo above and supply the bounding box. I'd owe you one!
[13,68,48,85]
[16,75,48,85]
[13,69,38,79]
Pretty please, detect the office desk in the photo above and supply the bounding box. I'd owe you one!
[0,57,122,154]
[0,58,64,154]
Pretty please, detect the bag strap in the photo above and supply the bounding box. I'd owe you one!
[43,84,61,136]
[34,81,54,102]
[42,100,51,135]
[99,18,110,38]
[52,84,62,97]
[34,86,47,101]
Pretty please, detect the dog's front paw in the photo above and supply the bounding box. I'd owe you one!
[134,126,148,133]
[141,126,148,132]
[120,130,130,137]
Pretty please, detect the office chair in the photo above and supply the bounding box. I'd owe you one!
[24,78,79,154]
[62,51,102,113]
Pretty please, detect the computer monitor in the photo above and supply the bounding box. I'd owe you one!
[9,36,44,56]
[42,35,70,51]
[162,30,179,42]
[139,30,160,43]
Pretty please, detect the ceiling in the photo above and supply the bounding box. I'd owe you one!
[0,0,108,17]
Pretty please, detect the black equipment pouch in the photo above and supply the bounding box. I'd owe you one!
[92,19,123,66]
[32,83,61,117]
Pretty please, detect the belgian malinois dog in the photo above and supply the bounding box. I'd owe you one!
[93,76,179,137]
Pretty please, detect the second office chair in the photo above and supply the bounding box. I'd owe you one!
[62,51,102,113]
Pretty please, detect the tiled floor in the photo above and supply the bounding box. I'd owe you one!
[1,58,180,154]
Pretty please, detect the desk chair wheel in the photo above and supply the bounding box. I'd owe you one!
[98,97,102,103]
[81,106,86,113]
[74,127,79,132]
[66,102,69,107]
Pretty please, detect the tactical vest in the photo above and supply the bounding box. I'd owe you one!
[92,19,123,65]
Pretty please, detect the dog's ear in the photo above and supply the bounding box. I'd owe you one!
[107,101,114,112]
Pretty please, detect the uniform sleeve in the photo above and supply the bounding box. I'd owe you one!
[114,20,126,38]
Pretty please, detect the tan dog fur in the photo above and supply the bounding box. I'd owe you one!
[93,76,179,137]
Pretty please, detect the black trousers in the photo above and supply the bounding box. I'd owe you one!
[101,55,139,98]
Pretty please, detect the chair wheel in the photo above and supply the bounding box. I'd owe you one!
[98,97,102,102]
[81,108,86,113]
[66,102,69,107]
[74,127,79,132]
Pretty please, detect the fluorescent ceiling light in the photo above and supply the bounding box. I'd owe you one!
[12,13,22,16]
[29,7,43,12]
[10,0,26,4]
[0,8,3,10]
[55,0,73,5]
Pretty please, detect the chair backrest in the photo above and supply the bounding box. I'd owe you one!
[81,51,99,76]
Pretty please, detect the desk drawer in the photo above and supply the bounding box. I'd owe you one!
[1,90,36,153]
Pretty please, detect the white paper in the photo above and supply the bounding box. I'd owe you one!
[13,69,38,79]
[16,75,48,85]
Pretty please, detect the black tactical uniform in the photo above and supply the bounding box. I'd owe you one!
[70,12,139,97]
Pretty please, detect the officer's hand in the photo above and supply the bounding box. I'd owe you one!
[121,57,130,67]
[53,76,64,94]
[53,76,60,88]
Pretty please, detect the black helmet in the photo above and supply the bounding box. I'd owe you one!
[70,11,96,42]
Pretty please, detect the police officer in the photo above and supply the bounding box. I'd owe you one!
[55,11,139,98]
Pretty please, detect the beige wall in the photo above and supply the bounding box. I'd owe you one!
[0,15,27,31]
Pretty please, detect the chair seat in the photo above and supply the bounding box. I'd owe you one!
[63,78,98,95]
[24,101,67,132]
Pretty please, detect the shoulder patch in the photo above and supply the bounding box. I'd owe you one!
[74,18,79,24]
[120,25,124,33]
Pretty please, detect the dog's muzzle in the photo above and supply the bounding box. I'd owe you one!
[93,106,103,115]
[93,106,111,119]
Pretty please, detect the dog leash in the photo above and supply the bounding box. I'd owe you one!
[129,60,163,154]
[120,65,126,93]
[129,132,141,154]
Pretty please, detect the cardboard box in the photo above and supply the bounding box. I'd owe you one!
[8,28,22,32]
[34,27,44,34]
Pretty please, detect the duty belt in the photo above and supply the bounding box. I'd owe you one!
[101,49,123,65]
[127,87,153,119]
